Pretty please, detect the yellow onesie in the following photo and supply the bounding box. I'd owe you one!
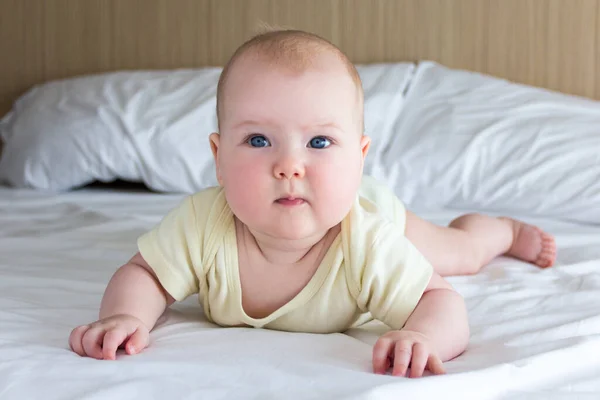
[137,176,433,334]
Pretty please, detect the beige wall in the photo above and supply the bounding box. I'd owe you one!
[1,0,599,120]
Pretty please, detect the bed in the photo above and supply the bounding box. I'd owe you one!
[2,185,600,399]
[2,1,600,399]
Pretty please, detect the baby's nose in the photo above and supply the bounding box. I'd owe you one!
[273,156,305,179]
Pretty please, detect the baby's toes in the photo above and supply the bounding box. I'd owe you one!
[541,233,556,253]
[536,233,556,268]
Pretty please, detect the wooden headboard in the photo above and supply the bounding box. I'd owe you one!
[1,0,598,118]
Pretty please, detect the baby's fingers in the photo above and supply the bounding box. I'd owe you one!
[391,342,413,377]
[372,337,393,374]
[81,327,106,360]
[427,355,446,375]
[124,327,150,355]
[408,343,428,378]
[69,325,90,356]
[102,328,128,360]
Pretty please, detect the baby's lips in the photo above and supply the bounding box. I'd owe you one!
[275,198,306,206]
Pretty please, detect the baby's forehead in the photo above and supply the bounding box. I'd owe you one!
[222,55,362,117]
[226,57,359,110]
[216,35,365,131]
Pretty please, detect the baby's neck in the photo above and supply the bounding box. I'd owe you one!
[235,218,340,266]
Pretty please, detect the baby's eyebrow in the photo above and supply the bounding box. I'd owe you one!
[309,122,343,133]
[231,120,270,130]
[231,120,344,133]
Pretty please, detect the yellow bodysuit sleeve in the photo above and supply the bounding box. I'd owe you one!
[357,221,433,330]
[137,195,205,301]
[343,195,433,330]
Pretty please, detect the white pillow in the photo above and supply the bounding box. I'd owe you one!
[377,61,600,223]
[0,63,415,193]
[357,62,415,177]
[0,68,222,192]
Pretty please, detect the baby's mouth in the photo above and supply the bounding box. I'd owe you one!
[275,197,306,206]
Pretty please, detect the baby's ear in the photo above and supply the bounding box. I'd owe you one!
[360,135,371,160]
[209,133,224,185]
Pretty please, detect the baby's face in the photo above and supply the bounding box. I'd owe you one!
[212,53,369,241]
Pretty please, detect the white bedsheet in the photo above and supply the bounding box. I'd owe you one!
[1,186,600,400]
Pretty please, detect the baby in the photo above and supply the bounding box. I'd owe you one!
[69,30,556,378]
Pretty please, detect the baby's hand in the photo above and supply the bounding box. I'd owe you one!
[372,329,446,378]
[69,314,150,360]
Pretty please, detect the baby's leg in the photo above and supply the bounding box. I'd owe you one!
[405,211,556,276]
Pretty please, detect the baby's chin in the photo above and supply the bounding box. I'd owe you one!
[268,226,326,242]
[234,209,343,243]
[252,221,336,244]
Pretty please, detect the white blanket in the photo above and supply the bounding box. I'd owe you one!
[1,186,600,399]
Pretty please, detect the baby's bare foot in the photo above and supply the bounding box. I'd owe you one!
[500,217,556,268]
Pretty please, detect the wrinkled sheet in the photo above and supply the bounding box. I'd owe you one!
[1,186,600,400]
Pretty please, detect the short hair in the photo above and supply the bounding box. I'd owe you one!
[216,29,364,131]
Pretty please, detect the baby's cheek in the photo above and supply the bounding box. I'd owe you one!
[222,158,268,217]
[313,165,359,220]
[223,155,261,187]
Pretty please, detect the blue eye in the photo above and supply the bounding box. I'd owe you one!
[247,135,270,147]
[308,136,331,149]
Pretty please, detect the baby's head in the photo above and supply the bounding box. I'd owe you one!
[210,29,370,243]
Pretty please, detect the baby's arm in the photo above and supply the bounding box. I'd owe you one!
[402,273,469,362]
[372,273,469,377]
[69,252,174,360]
[100,252,175,326]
